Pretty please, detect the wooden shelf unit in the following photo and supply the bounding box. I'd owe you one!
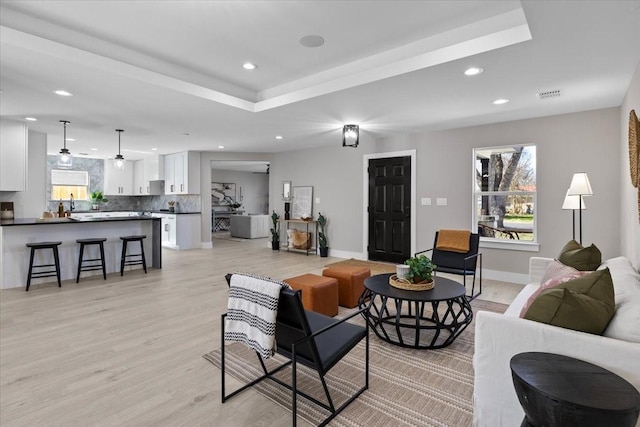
[280,219,317,256]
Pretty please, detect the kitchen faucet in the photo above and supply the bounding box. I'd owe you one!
[70,193,75,212]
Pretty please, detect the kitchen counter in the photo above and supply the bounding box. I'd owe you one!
[0,216,161,289]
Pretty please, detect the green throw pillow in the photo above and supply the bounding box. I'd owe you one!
[558,240,602,271]
[523,268,615,335]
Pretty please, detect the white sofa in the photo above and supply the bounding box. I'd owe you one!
[229,214,269,239]
[473,256,640,427]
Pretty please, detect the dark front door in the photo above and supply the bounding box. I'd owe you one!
[368,156,411,263]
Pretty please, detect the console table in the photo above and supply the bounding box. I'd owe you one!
[212,210,244,232]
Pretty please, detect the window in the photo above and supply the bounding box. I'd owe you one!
[473,145,536,246]
[51,169,89,200]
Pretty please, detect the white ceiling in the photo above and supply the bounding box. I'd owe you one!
[1,1,639,161]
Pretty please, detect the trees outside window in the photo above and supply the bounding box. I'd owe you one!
[474,145,536,242]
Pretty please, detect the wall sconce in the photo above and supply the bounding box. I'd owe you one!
[114,129,126,170]
[566,172,593,244]
[57,120,72,169]
[342,124,359,147]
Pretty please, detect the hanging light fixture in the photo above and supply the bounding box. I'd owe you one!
[114,129,125,170]
[57,120,72,168]
[342,124,359,147]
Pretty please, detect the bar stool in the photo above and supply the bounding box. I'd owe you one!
[25,241,62,291]
[120,235,147,276]
[76,238,107,283]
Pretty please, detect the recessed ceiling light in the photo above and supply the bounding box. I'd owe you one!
[66,138,75,141]
[25,117,37,121]
[218,145,225,149]
[243,62,257,70]
[492,98,510,105]
[182,132,190,136]
[151,147,158,151]
[300,35,325,48]
[90,148,98,151]
[275,135,283,140]
[54,90,73,96]
[464,67,483,76]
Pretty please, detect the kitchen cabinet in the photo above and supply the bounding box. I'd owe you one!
[151,213,200,250]
[164,151,200,195]
[0,119,28,191]
[104,161,134,195]
[133,160,163,196]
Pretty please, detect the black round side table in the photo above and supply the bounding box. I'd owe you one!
[510,352,640,427]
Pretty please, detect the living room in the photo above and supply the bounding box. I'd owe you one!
[1,1,640,426]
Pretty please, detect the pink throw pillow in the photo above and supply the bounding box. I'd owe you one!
[520,271,592,317]
[539,260,580,284]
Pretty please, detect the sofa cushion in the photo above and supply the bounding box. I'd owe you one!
[519,269,591,317]
[523,268,615,335]
[599,257,640,342]
[557,240,601,271]
[558,240,601,271]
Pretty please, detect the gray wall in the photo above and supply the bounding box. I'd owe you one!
[620,59,640,267]
[0,130,47,218]
[210,169,269,215]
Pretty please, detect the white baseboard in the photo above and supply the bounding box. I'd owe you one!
[481,268,529,284]
[327,249,366,260]
[201,242,213,249]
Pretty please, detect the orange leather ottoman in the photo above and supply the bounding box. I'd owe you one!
[283,273,339,317]
[322,266,371,308]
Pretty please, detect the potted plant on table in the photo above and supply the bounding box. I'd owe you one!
[317,212,328,257]
[89,191,108,210]
[405,254,435,284]
[270,211,280,250]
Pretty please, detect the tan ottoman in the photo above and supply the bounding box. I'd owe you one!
[283,273,339,317]
[322,266,371,308]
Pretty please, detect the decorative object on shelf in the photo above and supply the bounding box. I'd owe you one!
[284,202,291,220]
[396,264,410,280]
[229,202,242,211]
[168,200,176,212]
[114,129,126,170]
[561,189,586,241]
[287,229,311,249]
[318,212,328,257]
[629,109,638,188]
[89,191,108,210]
[270,211,280,250]
[566,172,593,244]
[342,124,359,147]
[57,120,72,169]
[292,186,313,219]
[389,254,435,291]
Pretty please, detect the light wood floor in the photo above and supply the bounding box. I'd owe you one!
[0,236,522,426]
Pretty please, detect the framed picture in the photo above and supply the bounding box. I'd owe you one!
[292,186,313,219]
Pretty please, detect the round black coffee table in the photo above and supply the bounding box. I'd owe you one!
[510,352,640,427]
[358,273,473,349]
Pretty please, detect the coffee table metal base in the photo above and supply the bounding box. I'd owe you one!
[359,290,472,349]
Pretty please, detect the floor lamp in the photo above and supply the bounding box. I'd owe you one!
[566,172,593,245]
[561,189,586,241]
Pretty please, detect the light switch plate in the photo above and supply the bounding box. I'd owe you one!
[315,197,320,204]
[421,198,431,206]
[436,198,447,206]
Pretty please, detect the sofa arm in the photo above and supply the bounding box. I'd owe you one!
[473,311,640,427]
[528,257,553,284]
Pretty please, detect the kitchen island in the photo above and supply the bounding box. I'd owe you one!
[0,216,161,289]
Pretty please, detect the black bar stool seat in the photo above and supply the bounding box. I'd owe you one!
[25,241,62,291]
[120,235,147,276]
[76,238,107,283]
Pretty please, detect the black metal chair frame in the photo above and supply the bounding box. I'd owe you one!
[221,274,370,427]
[418,231,482,301]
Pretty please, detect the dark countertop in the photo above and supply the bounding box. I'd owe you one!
[70,210,201,215]
[1,216,161,227]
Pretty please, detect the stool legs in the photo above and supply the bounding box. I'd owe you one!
[76,243,85,283]
[26,247,36,292]
[53,246,61,288]
[139,240,147,273]
[120,240,127,276]
[120,237,147,275]
[99,243,106,279]
[76,240,107,283]
[25,244,62,291]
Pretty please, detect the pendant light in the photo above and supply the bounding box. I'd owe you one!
[114,129,125,170]
[57,120,72,168]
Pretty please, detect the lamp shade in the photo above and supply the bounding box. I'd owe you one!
[562,189,586,210]
[567,172,593,196]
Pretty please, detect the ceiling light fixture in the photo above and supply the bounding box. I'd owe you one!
[299,35,325,48]
[57,120,72,169]
[464,67,483,76]
[492,98,510,105]
[66,138,75,141]
[275,135,283,140]
[91,148,98,151]
[243,62,257,70]
[218,145,225,149]
[25,117,37,121]
[114,129,126,170]
[54,90,73,97]
[342,124,359,148]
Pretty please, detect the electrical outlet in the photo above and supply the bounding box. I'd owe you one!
[421,198,431,206]
[436,198,447,206]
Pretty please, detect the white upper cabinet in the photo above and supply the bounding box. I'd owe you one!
[133,158,164,196]
[143,155,164,182]
[0,119,28,191]
[164,151,200,195]
[104,161,134,195]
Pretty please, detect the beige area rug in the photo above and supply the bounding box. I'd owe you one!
[325,258,397,275]
[204,299,507,426]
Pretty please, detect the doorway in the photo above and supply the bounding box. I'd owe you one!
[366,154,414,263]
